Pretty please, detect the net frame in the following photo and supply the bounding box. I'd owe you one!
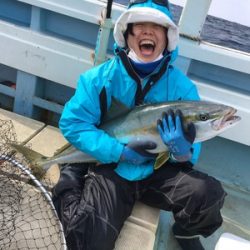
[0,154,67,250]
[0,118,67,250]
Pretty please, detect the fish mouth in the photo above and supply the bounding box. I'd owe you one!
[212,108,241,131]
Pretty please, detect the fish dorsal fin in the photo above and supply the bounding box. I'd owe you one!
[102,97,131,123]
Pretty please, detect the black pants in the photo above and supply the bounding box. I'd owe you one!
[52,162,226,250]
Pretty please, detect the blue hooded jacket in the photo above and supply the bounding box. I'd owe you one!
[59,0,201,181]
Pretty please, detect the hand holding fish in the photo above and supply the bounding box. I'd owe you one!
[157,109,196,162]
[120,141,158,165]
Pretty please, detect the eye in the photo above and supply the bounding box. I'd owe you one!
[134,23,143,29]
[199,113,210,121]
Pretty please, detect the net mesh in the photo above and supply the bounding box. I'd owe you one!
[0,119,66,250]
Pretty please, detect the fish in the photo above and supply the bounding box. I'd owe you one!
[9,99,241,177]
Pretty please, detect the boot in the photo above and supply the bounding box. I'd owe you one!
[172,223,205,250]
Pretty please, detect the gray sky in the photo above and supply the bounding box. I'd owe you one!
[170,0,250,26]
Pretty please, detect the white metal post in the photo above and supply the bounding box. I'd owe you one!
[179,0,212,39]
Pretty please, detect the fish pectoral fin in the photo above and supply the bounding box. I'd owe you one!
[154,152,170,170]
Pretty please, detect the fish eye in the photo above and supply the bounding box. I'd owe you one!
[199,113,210,121]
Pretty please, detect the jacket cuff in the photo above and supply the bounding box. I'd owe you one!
[170,151,192,162]
[111,143,125,163]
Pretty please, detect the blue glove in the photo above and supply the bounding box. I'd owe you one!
[157,109,196,161]
[120,141,158,165]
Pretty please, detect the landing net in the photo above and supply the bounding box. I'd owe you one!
[0,119,66,250]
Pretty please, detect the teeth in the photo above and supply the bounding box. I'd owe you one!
[140,40,155,46]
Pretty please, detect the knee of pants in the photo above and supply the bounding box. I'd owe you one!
[191,174,226,210]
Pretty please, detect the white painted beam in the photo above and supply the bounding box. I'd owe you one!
[179,0,212,38]
[179,38,250,74]
[17,0,125,25]
[0,20,93,88]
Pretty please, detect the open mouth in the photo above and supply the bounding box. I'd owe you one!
[139,40,155,56]
[213,108,241,130]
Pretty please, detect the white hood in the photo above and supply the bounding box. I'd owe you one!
[113,7,179,52]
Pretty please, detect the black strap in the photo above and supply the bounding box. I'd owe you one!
[99,86,107,123]
[139,56,171,105]
[117,50,143,105]
[118,50,171,105]
[117,50,141,83]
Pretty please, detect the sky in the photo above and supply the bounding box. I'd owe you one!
[170,0,250,27]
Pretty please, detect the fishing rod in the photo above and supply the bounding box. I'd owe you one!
[94,0,114,65]
[106,0,113,19]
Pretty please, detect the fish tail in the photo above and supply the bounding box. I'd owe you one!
[8,143,50,179]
